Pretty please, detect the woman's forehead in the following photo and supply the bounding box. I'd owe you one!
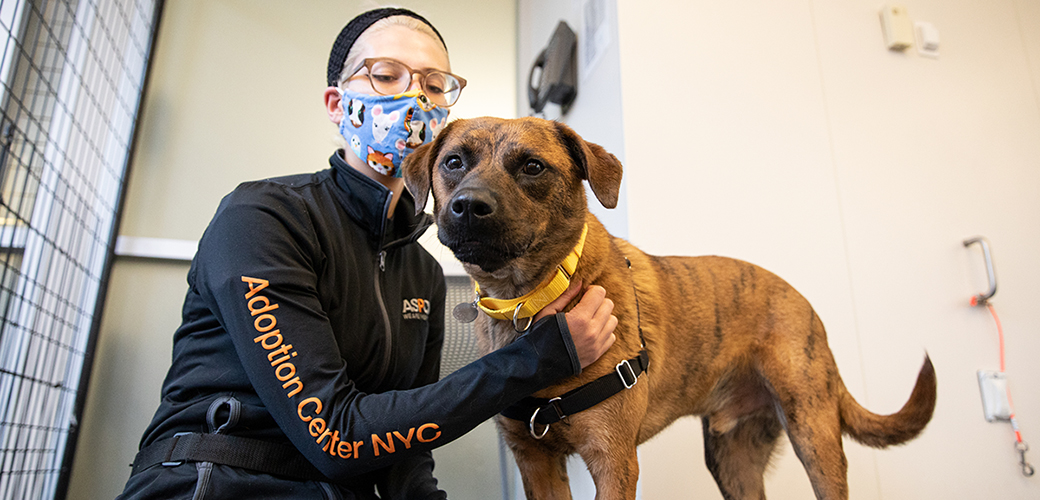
[358,24,450,72]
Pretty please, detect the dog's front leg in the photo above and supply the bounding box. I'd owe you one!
[571,389,646,500]
[581,447,639,500]
[514,446,573,500]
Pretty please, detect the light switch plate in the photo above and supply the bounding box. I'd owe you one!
[915,21,940,58]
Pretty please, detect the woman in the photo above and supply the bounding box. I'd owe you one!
[117,7,616,500]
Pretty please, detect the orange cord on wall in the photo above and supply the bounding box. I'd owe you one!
[973,298,1034,476]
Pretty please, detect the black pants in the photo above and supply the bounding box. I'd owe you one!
[116,461,365,500]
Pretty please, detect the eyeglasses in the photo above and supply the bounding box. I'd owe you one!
[346,57,467,107]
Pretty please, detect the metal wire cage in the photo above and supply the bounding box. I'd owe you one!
[440,275,481,380]
[0,0,160,498]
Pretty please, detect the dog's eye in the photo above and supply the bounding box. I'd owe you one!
[522,160,545,176]
[444,156,464,170]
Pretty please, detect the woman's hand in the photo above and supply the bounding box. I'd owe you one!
[535,280,617,369]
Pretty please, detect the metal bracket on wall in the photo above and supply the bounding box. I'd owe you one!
[963,236,997,306]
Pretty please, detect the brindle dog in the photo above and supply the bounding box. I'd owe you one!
[402,117,936,500]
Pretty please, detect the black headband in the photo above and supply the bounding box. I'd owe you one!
[326,7,446,87]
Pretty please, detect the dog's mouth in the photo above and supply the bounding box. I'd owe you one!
[439,230,531,273]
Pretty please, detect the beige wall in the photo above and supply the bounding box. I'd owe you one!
[120,0,516,244]
[67,2,515,499]
[522,0,1039,498]
[611,0,1039,498]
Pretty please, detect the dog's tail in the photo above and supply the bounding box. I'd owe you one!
[839,355,936,448]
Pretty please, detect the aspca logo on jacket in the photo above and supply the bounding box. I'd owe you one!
[402,298,431,321]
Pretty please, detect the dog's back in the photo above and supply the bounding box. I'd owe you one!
[612,234,935,451]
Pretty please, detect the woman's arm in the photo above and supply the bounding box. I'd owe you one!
[194,186,581,482]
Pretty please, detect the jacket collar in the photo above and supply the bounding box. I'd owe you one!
[329,151,433,248]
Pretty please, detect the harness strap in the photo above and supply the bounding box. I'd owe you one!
[130,432,328,482]
[500,349,649,430]
[500,257,652,439]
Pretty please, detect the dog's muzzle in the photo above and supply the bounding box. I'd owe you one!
[440,187,522,272]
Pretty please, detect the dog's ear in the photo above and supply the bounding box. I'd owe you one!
[553,121,623,209]
[402,143,433,215]
[402,121,457,215]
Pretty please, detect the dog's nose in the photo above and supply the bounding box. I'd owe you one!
[450,189,497,221]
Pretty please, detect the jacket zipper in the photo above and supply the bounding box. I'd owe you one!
[370,185,433,387]
[373,250,393,385]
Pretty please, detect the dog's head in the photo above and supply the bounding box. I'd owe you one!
[402,117,622,275]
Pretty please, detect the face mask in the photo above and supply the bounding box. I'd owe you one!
[338,88,450,178]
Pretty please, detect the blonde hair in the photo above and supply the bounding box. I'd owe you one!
[338,15,447,87]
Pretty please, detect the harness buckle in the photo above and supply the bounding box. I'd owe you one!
[528,397,562,440]
[616,359,638,389]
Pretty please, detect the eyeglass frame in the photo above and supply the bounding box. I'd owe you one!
[344,57,468,107]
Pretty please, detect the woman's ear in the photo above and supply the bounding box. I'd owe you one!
[324,87,343,124]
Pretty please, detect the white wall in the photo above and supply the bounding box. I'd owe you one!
[67,2,515,499]
[518,0,629,238]
[523,0,1040,498]
[617,0,1040,499]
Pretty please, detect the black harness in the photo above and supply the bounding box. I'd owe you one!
[500,258,650,439]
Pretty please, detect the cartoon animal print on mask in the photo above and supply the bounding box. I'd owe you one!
[337,88,449,178]
[350,134,362,160]
[366,145,396,177]
[404,108,426,148]
[348,99,365,128]
[371,105,400,144]
[416,93,435,112]
[429,116,447,139]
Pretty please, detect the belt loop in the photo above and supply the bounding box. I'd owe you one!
[207,395,241,434]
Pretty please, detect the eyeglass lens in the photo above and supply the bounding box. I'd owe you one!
[368,60,462,106]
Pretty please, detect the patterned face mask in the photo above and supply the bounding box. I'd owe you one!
[338,88,450,178]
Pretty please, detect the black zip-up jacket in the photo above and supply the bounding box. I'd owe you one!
[123,152,581,499]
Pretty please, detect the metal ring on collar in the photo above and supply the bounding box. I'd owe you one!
[513,302,533,333]
[528,397,561,440]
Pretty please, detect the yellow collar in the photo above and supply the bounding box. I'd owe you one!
[475,224,588,323]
